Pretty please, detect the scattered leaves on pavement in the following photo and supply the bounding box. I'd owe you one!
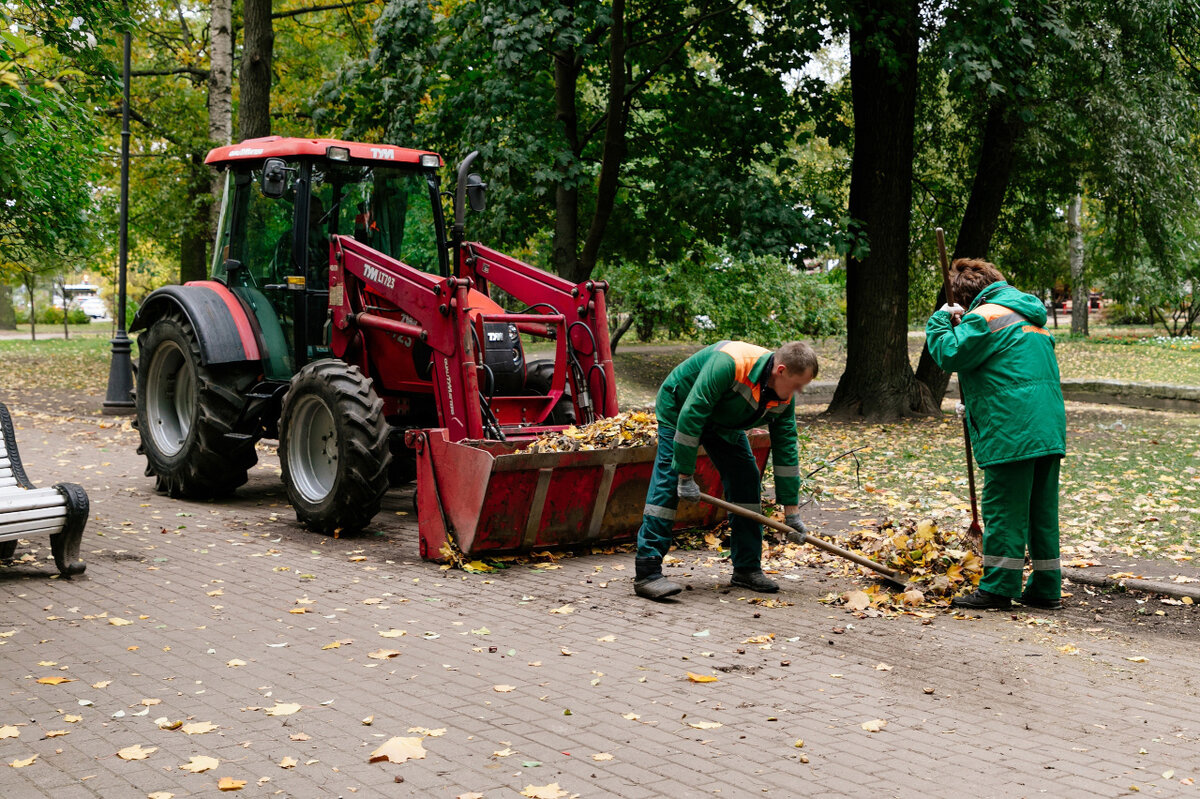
[368,736,426,764]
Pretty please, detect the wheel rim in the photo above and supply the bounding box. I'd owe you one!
[145,340,195,457]
[287,394,338,504]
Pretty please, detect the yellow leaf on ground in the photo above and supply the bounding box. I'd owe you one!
[875,663,893,671]
[36,676,76,685]
[842,590,871,611]
[63,715,82,723]
[378,629,406,638]
[217,777,246,791]
[321,641,342,650]
[493,747,516,757]
[179,756,219,773]
[117,744,157,760]
[688,721,722,730]
[0,725,19,739]
[9,754,37,768]
[44,730,69,738]
[93,680,112,688]
[1058,644,1080,655]
[458,793,485,799]
[521,783,569,799]
[686,672,719,683]
[1126,656,1149,663]
[861,719,888,733]
[226,659,246,667]
[109,617,134,626]
[549,605,574,614]
[742,634,774,644]
[182,722,218,735]
[597,635,617,642]
[265,703,301,716]
[279,757,297,769]
[148,792,174,799]
[407,727,446,737]
[367,649,401,659]
[592,752,614,761]
[493,684,516,693]
[621,713,640,721]
[368,736,426,764]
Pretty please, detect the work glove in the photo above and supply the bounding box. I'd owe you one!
[938,303,965,315]
[784,513,807,544]
[677,474,700,502]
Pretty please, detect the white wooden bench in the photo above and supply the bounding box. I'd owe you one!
[0,402,88,577]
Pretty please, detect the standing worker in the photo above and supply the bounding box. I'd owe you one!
[633,341,818,600]
[926,259,1067,610]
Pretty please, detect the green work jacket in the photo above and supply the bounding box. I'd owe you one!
[926,281,1066,468]
[655,341,802,505]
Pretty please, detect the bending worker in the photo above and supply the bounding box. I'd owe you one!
[926,259,1067,611]
[634,340,818,600]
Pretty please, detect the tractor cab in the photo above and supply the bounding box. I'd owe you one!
[206,138,446,380]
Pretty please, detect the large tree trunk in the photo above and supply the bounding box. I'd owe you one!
[208,0,233,235]
[238,0,274,141]
[552,45,581,280]
[1068,192,1087,335]
[914,100,1024,404]
[575,0,628,285]
[827,0,934,420]
[180,154,211,284]
[0,283,15,329]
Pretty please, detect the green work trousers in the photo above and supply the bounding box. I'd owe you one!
[636,426,765,570]
[979,454,1062,601]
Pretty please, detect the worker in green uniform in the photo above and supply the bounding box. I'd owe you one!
[633,340,818,600]
[926,259,1067,610]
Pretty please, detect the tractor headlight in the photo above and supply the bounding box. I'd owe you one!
[326,146,350,162]
[420,153,441,168]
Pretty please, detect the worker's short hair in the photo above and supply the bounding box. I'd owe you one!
[776,341,818,379]
[951,258,1006,307]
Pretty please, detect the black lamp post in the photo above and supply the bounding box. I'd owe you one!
[102,27,135,415]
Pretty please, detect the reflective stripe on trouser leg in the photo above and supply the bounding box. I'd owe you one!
[701,430,763,570]
[636,427,681,560]
[979,459,1036,598]
[1023,455,1062,601]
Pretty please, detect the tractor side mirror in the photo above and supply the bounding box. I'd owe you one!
[466,173,487,212]
[261,158,289,198]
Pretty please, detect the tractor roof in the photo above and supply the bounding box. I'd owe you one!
[205,136,442,167]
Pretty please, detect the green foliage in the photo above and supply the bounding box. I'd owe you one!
[598,246,844,346]
[1104,302,1153,326]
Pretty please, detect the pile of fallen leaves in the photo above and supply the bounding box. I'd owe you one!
[521,411,659,453]
[814,518,983,613]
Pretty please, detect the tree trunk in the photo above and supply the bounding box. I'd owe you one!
[208,0,233,236]
[914,100,1024,405]
[552,45,581,281]
[1068,192,1087,336]
[0,282,15,330]
[827,0,934,420]
[575,0,628,285]
[180,154,211,284]
[238,0,274,141]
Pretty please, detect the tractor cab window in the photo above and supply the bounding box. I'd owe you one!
[310,164,441,276]
[212,165,300,289]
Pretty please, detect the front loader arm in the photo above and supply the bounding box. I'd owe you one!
[461,243,620,418]
[329,235,486,441]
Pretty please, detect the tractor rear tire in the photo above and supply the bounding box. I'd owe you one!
[525,359,576,426]
[279,360,391,535]
[134,311,259,498]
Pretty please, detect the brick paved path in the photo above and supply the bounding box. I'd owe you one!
[1,405,1197,798]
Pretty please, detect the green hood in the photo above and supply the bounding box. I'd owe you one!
[968,281,1048,327]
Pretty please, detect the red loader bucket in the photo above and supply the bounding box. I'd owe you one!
[407,428,773,560]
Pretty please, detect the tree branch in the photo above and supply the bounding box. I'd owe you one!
[272,1,367,20]
[131,67,210,79]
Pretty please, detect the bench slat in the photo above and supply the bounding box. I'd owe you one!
[1,524,67,543]
[0,490,67,513]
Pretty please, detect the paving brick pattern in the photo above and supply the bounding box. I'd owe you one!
[0,408,1197,798]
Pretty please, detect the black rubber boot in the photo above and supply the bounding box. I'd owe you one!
[1019,593,1062,610]
[634,557,683,600]
[951,589,1012,610]
[730,568,778,593]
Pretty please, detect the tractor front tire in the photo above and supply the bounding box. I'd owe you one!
[279,360,391,535]
[134,311,259,498]
[525,359,576,426]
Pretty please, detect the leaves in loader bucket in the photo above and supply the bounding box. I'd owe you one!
[522,412,659,453]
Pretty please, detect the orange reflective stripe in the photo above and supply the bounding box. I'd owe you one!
[1022,324,1052,336]
[970,303,1010,321]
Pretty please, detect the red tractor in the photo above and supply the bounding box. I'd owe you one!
[132,137,767,558]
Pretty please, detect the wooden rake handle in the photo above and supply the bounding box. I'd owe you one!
[697,492,905,586]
